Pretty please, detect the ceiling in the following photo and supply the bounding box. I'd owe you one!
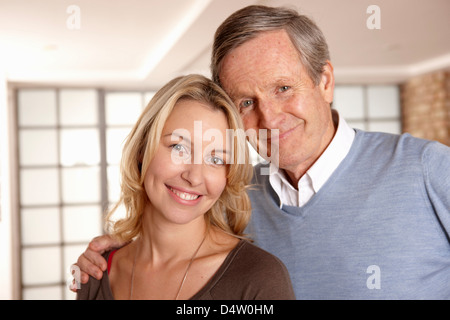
[1,0,449,89]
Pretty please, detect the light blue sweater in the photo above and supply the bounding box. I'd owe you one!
[247,130,450,299]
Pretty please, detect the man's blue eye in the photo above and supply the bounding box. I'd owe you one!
[240,100,253,108]
[279,86,290,92]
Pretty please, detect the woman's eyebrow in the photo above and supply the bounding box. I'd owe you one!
[163,132,191,144]
[163,132,231,154]
[215,148,231,155]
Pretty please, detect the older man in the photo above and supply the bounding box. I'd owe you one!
[75,5,450,299]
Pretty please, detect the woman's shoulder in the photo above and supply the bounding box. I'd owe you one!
[233,240,290,274]
[208,239,296,299]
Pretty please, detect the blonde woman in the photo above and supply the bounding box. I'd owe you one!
[76,74,295,300]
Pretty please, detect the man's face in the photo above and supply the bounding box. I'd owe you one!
[219,29,336,181]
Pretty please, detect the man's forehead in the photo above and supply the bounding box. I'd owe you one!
[218,31,304,99]
[222,72,300,101]
[220,60,274,98]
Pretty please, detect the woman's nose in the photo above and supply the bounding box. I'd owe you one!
[180,163,204,186]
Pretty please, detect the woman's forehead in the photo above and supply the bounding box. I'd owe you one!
[165,100,229,130]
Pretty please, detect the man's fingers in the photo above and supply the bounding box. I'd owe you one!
[77,250,106,280]
[69,278,78,292]
[69,266,89,292]
[71,235,127,284]
[88,234,125,253]
[80,270,90,284]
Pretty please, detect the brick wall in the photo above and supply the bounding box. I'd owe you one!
[400,71,450,146]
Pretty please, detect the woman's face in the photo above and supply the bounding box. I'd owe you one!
[143,99,229,226]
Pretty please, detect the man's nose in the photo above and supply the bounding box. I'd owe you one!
[258,99,284,129]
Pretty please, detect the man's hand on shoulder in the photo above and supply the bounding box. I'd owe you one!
[70,235,126,292]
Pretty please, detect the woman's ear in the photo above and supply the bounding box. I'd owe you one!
[319,60,334,104]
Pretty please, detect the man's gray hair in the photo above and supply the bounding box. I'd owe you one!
[211,5,330,86]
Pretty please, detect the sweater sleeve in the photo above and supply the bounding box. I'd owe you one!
[422,141,450,238]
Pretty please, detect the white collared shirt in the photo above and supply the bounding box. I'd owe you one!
[269,110,355,208]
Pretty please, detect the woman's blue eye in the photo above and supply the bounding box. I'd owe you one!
[208,156,224,165]
[172,144,184,151]
[170,144,189,155]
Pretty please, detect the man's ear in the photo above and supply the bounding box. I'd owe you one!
[319,60,334,104]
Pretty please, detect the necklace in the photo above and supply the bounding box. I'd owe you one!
[129,234,207,300]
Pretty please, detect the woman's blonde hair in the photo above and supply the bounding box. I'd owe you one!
[106,74,253,242]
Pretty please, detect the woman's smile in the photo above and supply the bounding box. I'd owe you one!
[166,184,202,204]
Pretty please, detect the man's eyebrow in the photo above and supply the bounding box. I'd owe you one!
[230,89,250,101]
[224,87,244,102]
[227,77,294,101]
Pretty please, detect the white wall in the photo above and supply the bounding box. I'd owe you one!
[0,70,15,299]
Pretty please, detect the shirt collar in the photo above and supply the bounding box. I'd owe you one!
[269,110,355,205]
[307,109,355,193]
